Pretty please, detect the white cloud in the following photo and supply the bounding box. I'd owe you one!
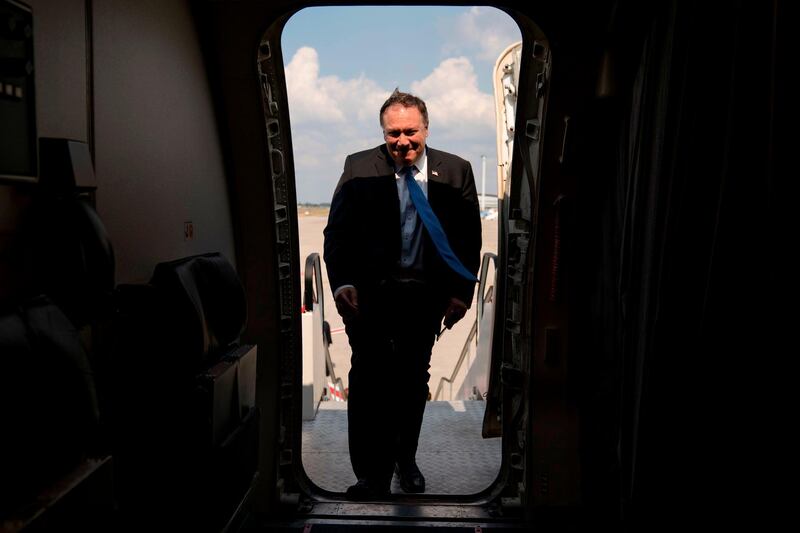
[285,46,389,127]
[290,131,326,171]
[411,57,494,140]
[441,7,521,62]
[286,47,392,201]
[285,47,345,123]
[285,47,498,202]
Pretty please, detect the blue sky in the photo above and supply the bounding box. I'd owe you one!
[281,6,521,204]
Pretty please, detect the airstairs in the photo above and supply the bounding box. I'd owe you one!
[300,252,500,495]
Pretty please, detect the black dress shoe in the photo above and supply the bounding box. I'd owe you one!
[345,479,390,501]
[395,462,426,493]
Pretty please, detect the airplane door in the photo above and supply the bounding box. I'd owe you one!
[483,37,554,511]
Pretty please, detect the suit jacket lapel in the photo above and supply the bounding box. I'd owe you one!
[375,145,395,176]
[375,145,402,228]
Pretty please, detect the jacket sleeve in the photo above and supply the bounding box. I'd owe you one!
[323,156,357,293]
[452,160,482,306]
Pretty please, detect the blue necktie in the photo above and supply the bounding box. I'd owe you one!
[403,166,478,282]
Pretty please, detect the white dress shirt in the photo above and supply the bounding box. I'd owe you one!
[395,149,428,272]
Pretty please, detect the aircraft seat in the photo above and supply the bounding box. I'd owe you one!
[111,252,257,526]
[149,252,247,371]
[20,195,115,329]
[0,296,102,521]
[0,139,116,526]
[21,138,115,330]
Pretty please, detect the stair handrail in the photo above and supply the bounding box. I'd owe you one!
[303,253,324,318]
[475,253,497,348]
[433,252,497,401]
[303,252,347,400]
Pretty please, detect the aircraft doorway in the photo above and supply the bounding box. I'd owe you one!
[297,209,501,496]
[277,5,519,499]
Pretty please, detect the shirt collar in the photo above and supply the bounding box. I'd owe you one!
[395,148,428,182]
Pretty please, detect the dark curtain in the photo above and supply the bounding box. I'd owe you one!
[574,0,782,524]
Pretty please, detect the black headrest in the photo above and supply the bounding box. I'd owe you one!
[22,195,115,328]
[20,194,114,328]
[150,253,246,364]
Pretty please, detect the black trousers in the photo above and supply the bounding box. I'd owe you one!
[344,277,445,490]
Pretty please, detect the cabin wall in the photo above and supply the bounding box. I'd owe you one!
[1,0,236,302]
[93,0,235,283]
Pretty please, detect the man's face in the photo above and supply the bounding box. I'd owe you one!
[382,104,428,167]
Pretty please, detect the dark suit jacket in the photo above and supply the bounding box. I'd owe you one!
[323,145,481,307]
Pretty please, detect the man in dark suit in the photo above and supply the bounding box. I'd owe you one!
[324,89,481,499]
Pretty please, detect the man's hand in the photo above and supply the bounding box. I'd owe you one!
[334,286,359,320]
[442,297,468,329]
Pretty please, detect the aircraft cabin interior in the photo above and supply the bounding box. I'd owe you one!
[0,0,783,531]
